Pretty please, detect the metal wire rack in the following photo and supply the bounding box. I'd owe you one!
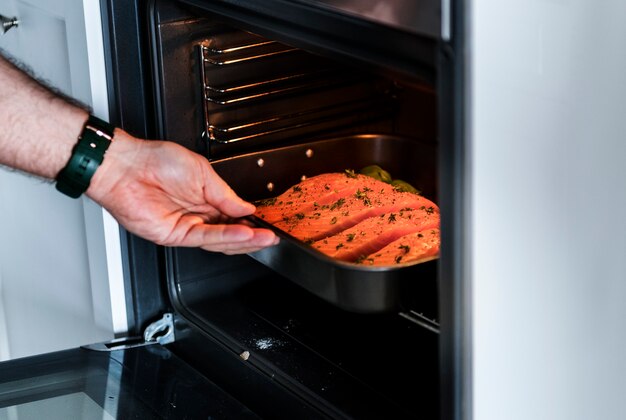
[197,28,394,156]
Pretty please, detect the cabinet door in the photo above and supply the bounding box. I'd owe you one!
[0,0,126,361]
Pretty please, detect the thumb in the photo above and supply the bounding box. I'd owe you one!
[217,192,256,217]
[203,166,256,217]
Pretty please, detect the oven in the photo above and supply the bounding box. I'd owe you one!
[0,0,465,418]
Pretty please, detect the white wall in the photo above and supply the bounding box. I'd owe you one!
[0,0,124,361]
[469,1,626,419]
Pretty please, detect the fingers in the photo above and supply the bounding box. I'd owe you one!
[176,222,279,254]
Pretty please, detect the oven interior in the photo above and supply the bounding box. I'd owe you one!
[148,0,440,417]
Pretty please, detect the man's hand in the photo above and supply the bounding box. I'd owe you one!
[87,130,278,254]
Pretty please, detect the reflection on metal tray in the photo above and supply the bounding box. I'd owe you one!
[211,134,438,313]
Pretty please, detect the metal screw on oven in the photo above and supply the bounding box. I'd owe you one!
[266,182,274,192]
[239,351,250,361]
[0,15,19,34]
[257,158,265,167]
[305,149,314,158]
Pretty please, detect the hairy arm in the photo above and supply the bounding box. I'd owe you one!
[0,53,87,178]
[0,52,277,254]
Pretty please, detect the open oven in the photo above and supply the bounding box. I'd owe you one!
[0,0,465,418]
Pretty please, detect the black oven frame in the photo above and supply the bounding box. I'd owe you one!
[100,0,468,418]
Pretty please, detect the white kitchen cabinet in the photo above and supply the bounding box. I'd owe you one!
[0,0,126,361]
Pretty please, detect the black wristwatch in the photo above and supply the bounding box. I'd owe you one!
[55,115,115,198]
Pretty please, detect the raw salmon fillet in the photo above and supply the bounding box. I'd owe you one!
[255,172,396,224]
[312,208,439,262]
[360,228,440,266]
[255,171,440,266]
[274,187,437,242]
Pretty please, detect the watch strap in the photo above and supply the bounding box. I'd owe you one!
[55,115,114,198]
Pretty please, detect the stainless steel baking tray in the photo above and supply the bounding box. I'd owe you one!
[211,134,438,313]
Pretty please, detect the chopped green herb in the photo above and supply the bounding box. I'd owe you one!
[395,255,403,264]
[354,189,372,206]
[285,201,293,205]
[292,186,302,192]
[324,184,330,190]
[304,239,315,245]
[330,198,345,210]
[336,243,344,250]
[425,206,435,215]
[346,233,356,242]
[417,233,424,238]
[344,169,357,178]
[399,244,411,254]
[257,197,277,206]
[295,213,305,220]
[355,255,374,265]
[330,217,338,225]
[388,213,397,223]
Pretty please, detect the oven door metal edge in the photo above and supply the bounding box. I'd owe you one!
[0,320,259,419]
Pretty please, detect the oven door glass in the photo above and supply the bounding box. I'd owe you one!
[0,344,258,419]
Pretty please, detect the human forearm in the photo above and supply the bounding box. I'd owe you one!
[0,52,87,179]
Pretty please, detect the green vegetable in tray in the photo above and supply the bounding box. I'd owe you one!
[358,165,393,183]
[358,164,421,195]
[391,179,421,194]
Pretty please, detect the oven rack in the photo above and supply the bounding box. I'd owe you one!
[206,97,390,143]
[204,69,336,105]
[197,28,395,154]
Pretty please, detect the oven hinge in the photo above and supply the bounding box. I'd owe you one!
[143,313,176,345]
[82,313,176,352]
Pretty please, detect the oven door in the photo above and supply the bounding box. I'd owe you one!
[0,302,334,419]
[0,308,347,419]
[0,342,260,419]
